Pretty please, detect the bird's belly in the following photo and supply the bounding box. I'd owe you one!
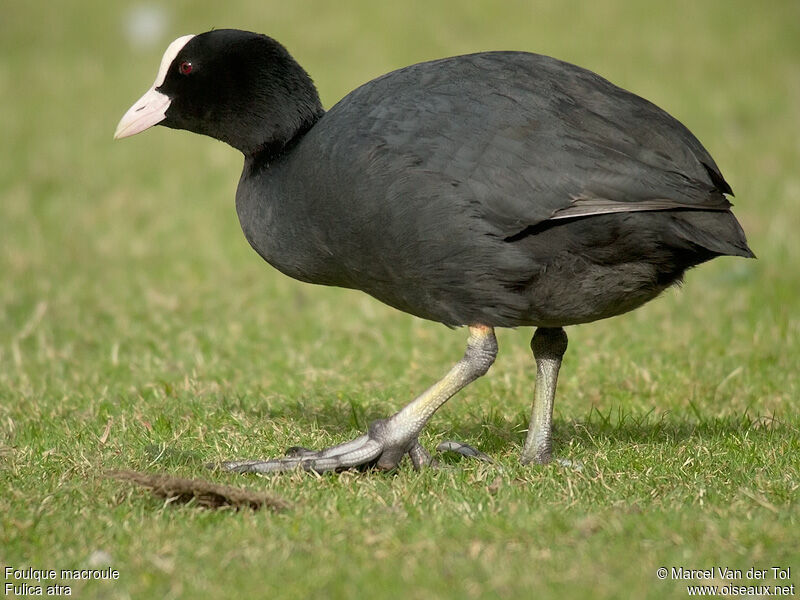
[515,259,675,327]
[349,249,677,329]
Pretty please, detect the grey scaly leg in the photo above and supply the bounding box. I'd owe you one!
[520,327,568,465]
[221,325,498,473]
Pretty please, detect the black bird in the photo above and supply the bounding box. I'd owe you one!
[116,29,753,472]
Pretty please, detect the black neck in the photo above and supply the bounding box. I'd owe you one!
[245,109,323,164]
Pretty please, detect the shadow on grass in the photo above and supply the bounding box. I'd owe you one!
[209,394,793,456]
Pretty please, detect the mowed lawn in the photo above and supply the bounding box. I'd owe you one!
[1,1,798,598]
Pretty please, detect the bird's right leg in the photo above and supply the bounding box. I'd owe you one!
[520,327,568,465]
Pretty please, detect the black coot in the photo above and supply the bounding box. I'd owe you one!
[116,30,752,471]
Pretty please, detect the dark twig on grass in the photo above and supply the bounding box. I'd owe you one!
[106,470,290,511]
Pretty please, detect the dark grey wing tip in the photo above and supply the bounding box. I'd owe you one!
[702,161,734,196]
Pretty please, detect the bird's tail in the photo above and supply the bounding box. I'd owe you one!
[670,209,755,259]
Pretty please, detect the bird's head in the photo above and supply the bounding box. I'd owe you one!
[114,29,323,156]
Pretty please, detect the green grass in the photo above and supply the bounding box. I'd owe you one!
[2,1,799,598]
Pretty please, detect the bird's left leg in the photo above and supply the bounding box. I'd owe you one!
[219,325,497,474]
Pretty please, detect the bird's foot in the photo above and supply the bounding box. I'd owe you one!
[219,326,498,475]
[520,444,583,471]
[218,417,432,474]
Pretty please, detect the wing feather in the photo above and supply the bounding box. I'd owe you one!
[319,51,733,237]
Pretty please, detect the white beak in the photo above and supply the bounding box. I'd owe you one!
[114,33,195,140]
[114,87,171,139]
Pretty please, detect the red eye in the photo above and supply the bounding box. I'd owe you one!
[179,61,193,75]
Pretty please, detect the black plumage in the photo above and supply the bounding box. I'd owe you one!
[116,30,752,470]
[229,42,751,328]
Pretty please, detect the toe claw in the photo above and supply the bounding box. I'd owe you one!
[408,441,432,470]
[436,440,495,463]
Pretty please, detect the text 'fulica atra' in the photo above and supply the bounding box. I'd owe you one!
[116,30,753,472]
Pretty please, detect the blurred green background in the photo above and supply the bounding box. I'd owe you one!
[1,1,798,599]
